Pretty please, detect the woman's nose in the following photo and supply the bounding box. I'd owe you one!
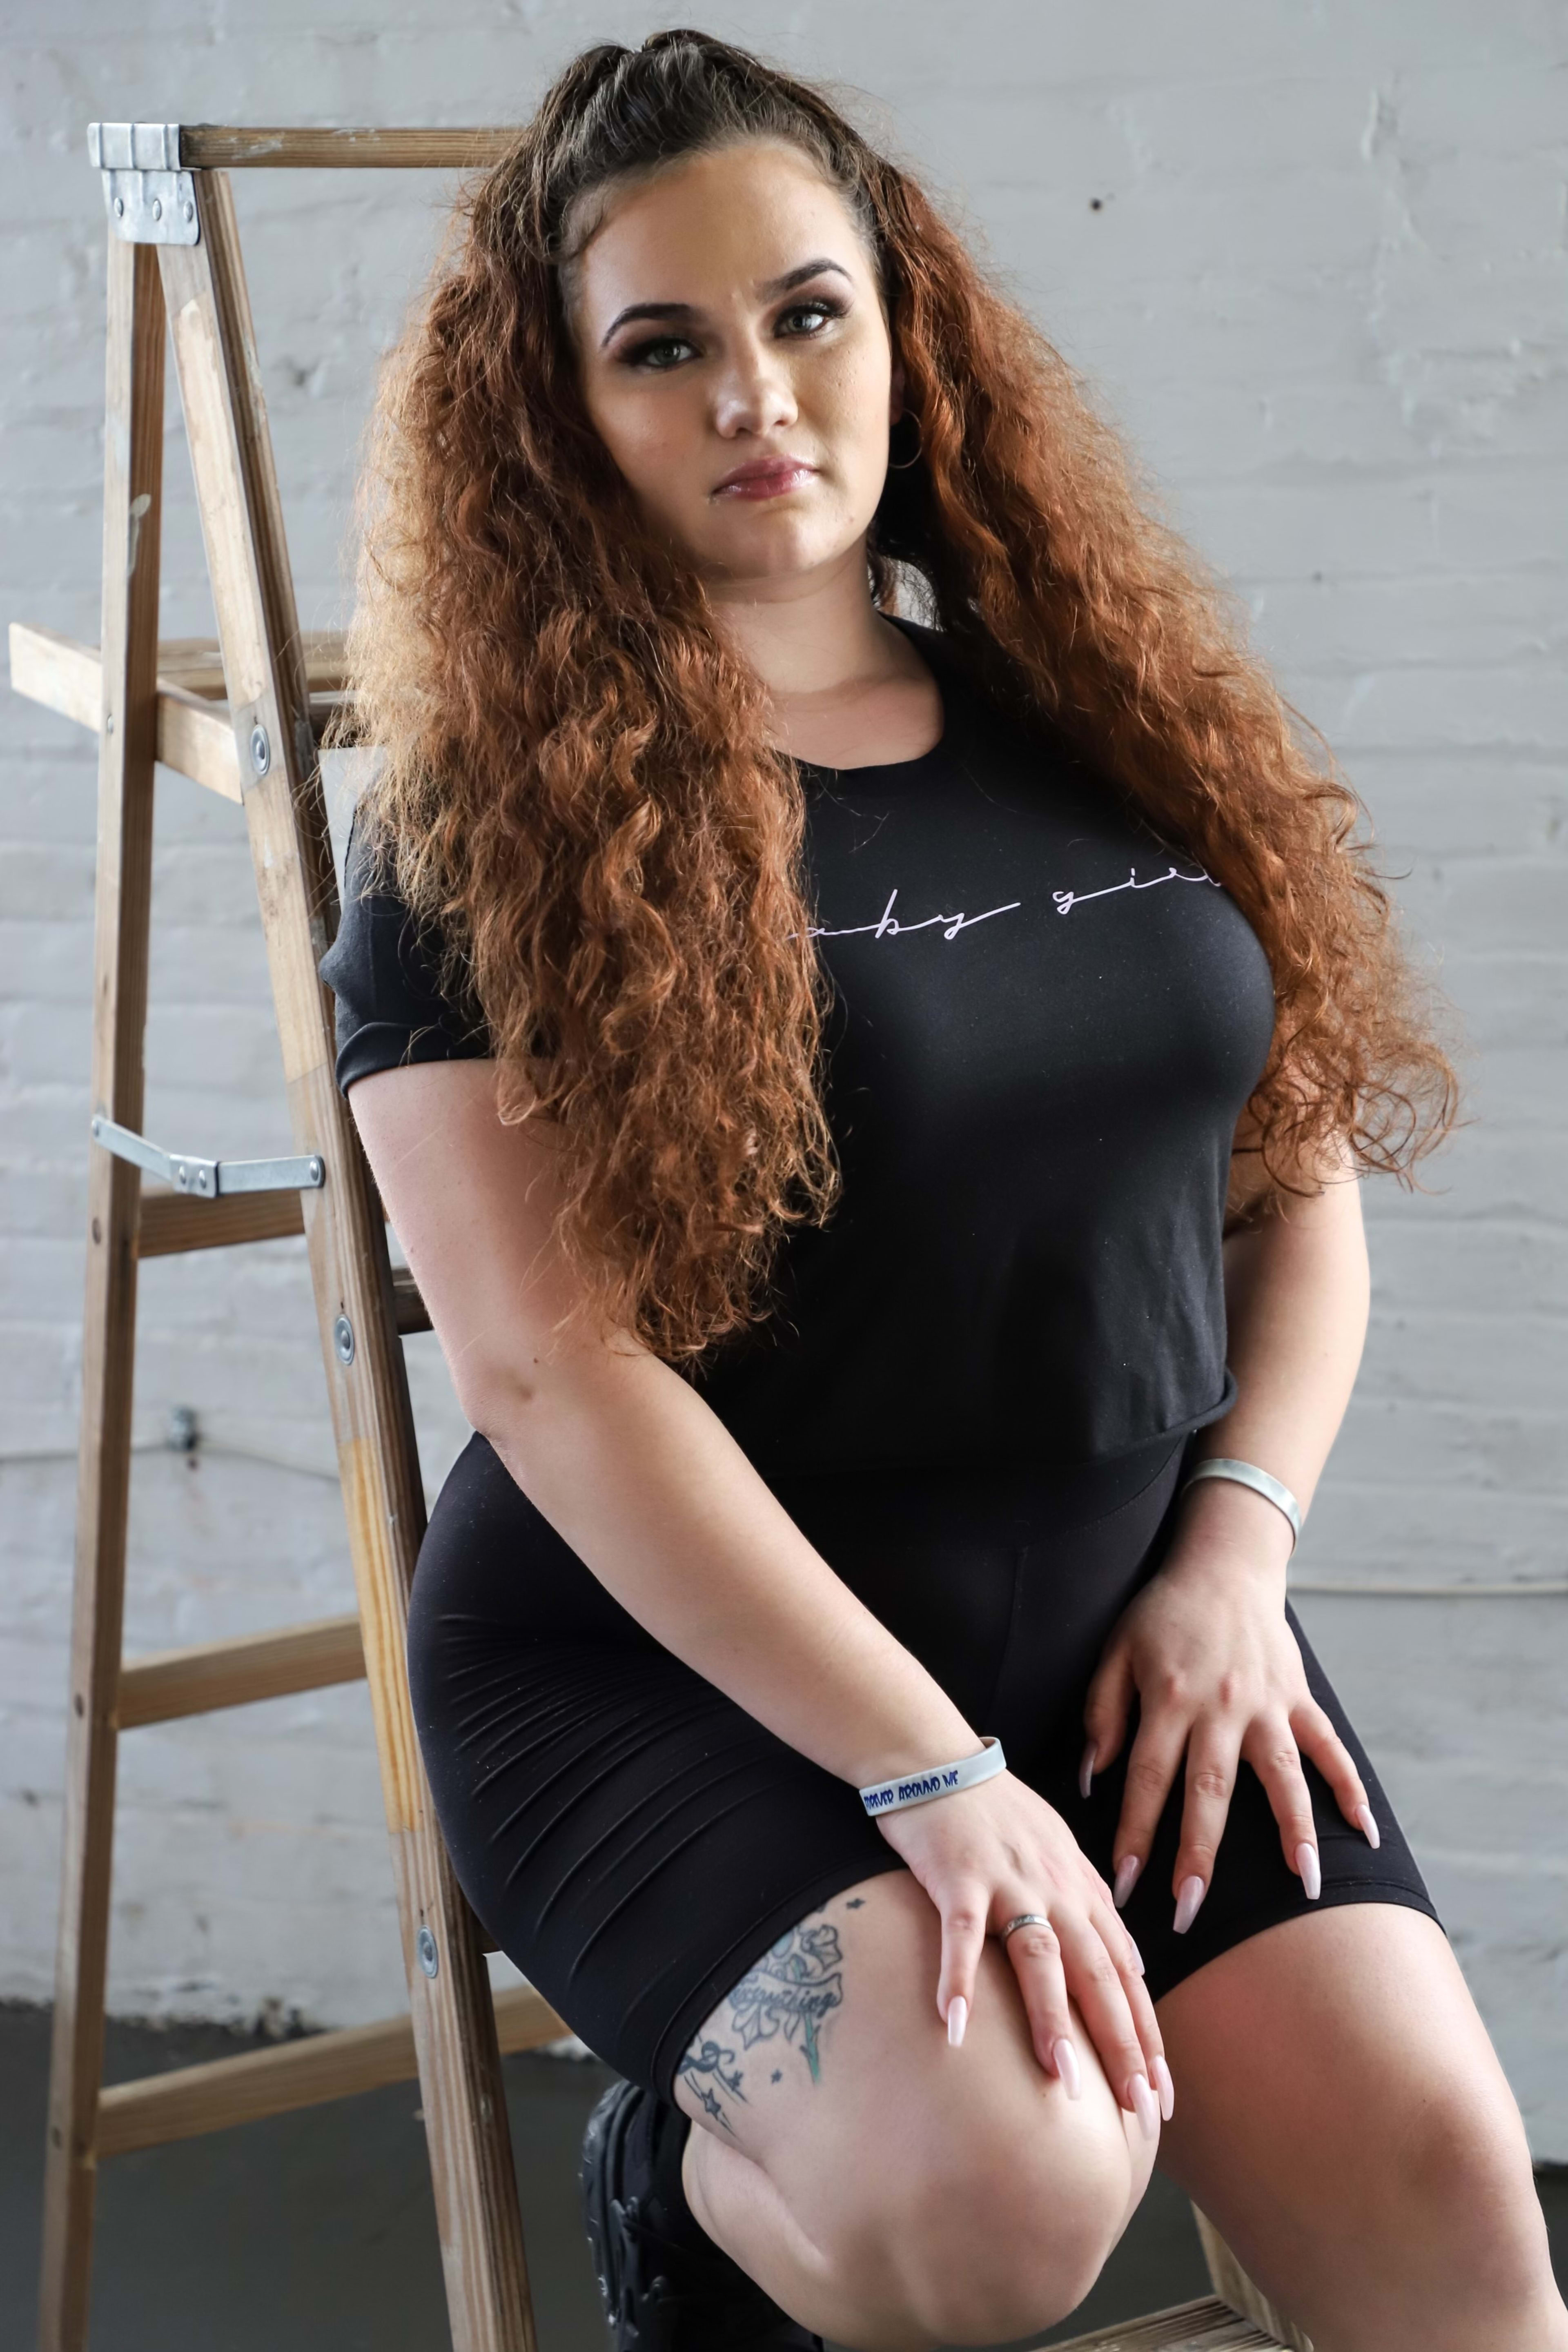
[712,338,799,438]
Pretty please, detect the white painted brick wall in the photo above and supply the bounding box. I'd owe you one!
[2,2,1564,2154]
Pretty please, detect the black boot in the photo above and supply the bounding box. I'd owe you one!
[580,2076,825,2351]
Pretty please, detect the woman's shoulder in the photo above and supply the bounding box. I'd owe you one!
[319,804,492,1097]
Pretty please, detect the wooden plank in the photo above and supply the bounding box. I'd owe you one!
[9,622,241,800]
[118,1613,365,1728]
[161,174,536,2352]
[151,629,346,696]
[95,1983,569,2159]
[392,1263,432,1334]
[38,236,166,2352]
[154,679,242,799]
[1193,2210,1312,2352]
[137,1183,305,1256]
[180,125,517,170]
[137,1185,401,1262]
[136,1185,399,1258]
[1049,2299,1281,2349]
[9,622,347,799]
[8,621,100,728]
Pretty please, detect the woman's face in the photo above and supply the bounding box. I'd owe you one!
[569,139,901,591]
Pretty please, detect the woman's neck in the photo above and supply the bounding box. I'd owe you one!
[708,542,941,768]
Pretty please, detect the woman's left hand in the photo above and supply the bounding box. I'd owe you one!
[1080,1480,1379,1934]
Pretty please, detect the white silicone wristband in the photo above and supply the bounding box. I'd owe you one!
[858,1735,1007,1818]
[1180,1457,1303,1552]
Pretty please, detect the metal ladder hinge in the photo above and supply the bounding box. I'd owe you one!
[91,1115,325,1198]
[87,123,199,247]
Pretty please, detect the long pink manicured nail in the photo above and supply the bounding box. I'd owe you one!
[1052,2036,1082,2099]
[947,1994,969,2048]
[1113,1854,1142,1909]
[1129,2072,1160,2139]
[1355,1803,1381,1850]
[1172,1873,1207,1934]
[1078,1742,1097,1801]
[1126,1935,1146,1976]
[1152,2053,1176,2121]
[1296,1843,1322,1900]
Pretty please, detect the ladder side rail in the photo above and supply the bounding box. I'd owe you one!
[158,172,535,2352]
[38,238,167,2352]
[1193,2207,1314,2351]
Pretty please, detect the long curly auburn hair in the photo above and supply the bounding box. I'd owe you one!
[344,27,1457,1364]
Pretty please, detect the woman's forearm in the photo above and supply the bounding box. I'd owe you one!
[1177,1166,1370,1566]
[476,1345,980,1791]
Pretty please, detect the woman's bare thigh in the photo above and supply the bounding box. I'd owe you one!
[670,1867,1152,2254]
[1153,1902,1566,2352]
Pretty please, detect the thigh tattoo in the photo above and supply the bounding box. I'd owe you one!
[677,1896,863,2130]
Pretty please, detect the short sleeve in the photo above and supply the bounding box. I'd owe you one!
[319,808,492,1096]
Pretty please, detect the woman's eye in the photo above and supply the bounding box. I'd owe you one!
[778,298,842,337]
[616,299,842,370]
[623,334,697,372]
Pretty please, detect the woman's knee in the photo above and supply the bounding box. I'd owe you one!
[841,2088,1146,2346]
[1392,2076,1556,2313]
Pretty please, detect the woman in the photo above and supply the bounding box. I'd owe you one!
[321,31,1565,2352]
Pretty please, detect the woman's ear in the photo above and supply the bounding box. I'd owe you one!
[889,356,907,423]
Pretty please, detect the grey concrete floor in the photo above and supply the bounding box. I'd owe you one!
[2,2004,1563,2350]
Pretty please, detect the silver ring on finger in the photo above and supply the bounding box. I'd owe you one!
[1000,1912,1053,1941]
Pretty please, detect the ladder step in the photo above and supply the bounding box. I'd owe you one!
[178,124,518,172]
[137,1186,431,1334]
[136,1190,430,1341]
[138,1183,306,1256]
[118,1614,365,1727]
[6,620,348,801]
[1049,2296,1287,2348]
[118,1615,500,1948]
[10,620,240,800]
[392,1263,432,1334]
[134,1183,432,1332]
[95,1981,568,2158]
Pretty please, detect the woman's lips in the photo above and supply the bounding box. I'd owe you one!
[713,459,817,500]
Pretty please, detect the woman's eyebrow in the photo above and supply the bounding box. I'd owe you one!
[598,258,852,350]
[758,256,852,299]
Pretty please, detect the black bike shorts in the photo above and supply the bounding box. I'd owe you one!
[407,1432,1438,2105]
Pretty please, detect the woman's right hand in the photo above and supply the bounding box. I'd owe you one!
[872,1766,1171,2133]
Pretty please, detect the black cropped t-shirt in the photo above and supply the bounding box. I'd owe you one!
[319,619,1277,1477]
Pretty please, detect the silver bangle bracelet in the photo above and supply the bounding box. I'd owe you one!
[858,1735,1006,1818]
[1179,1457,1303,1552]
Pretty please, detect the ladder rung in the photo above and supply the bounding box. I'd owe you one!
[392,1263,432,1334]
[134,1194,431,1327]
[1050,2299,1284,2348]
[138,1184,306,1256]
[118,1614,365,1727]
[10,621,240,800]
[7,621,350,800]
[95,1982,568,2158]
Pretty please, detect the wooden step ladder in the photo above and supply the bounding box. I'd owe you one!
[11,120,1307,2352]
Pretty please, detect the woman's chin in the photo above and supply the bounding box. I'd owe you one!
[697,517,866,592]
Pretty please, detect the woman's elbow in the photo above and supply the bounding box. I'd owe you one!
[447,1342,543,1443]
